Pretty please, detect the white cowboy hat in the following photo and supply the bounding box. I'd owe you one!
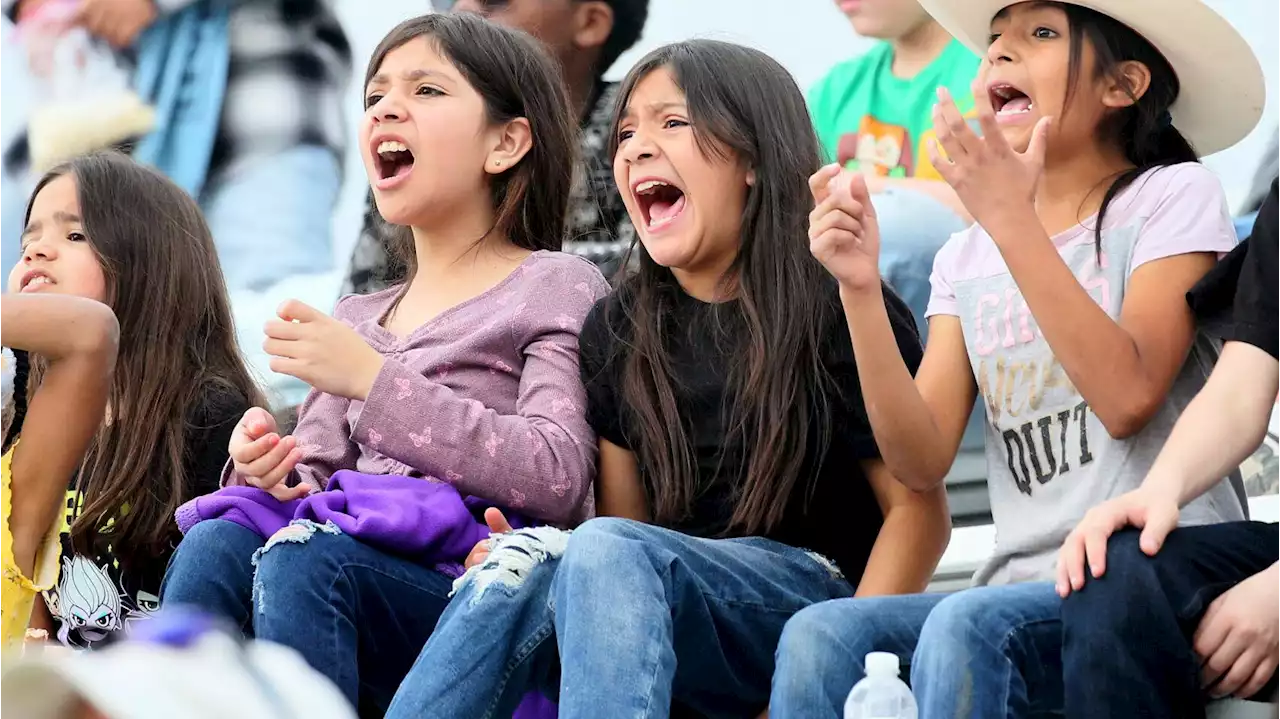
[916,0,1265,156]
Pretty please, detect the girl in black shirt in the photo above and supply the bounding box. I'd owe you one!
[9,152,260,648]
[387,40,949,719]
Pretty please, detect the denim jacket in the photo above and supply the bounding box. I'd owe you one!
[131,0,230,199]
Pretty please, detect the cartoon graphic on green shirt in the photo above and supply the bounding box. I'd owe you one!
[809,38,982,181]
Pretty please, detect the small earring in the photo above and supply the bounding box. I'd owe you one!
[494,160,502,167]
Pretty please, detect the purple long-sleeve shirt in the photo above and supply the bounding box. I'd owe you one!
[223,251,611,524]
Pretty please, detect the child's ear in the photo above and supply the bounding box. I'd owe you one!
[572,1,613,54]
[485,117,533,175]
[746,169,756,187]
[1103,60,1152,110]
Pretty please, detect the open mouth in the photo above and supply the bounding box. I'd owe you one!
[20,270,54,293]
[374,139,415,185]
[990,83,1034,117]
[633,179,687,232]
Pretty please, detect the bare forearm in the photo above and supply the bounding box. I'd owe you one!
[841,288,953,489]
[2,294,119,361]
[1143,342,1278,506]
[855,495,951,597]
[989,210,1176,437]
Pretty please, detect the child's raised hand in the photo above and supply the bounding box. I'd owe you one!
[264,300,385,402]
[808,163,882,294]
[228,407,308,500]
[927,77,1052,230]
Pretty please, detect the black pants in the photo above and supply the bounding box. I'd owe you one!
[1061,521,1278,718]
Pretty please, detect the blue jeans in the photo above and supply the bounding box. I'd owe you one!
[771,582,1064,719]
[872,185,965,345]
[161,519,454,717]
[388,518,853,719]
[1061,522,1279,718]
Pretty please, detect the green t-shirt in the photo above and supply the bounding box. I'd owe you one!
[809,39,981,181]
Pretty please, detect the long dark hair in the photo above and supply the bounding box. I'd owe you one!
[24,151,263,566]
[1059,3,1198,254]
[608,41,837,534]
[2,349,29,455]
[365,13,578,274]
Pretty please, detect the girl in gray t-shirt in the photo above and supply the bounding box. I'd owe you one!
[773,0,1261,716]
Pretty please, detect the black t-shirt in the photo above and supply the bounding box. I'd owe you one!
[44,384,248,649]
[578,279,923,584]
[1188,178,1278,359]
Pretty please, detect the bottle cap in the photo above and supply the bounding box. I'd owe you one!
[865,651,900,676]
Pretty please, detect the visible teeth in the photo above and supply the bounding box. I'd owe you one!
[377,140,409,154]
[635,180,670,195]
[27,276,50,288]
[997,103,1034,115]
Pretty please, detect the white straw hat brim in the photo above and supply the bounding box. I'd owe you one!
[917,0,1265,156]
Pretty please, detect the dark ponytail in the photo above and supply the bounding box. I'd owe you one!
[1062,4,1198,257]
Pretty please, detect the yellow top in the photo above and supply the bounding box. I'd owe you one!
[1,443,63,647]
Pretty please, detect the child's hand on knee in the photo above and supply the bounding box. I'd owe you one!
[229,407,308,500]
[465,509,516,569]
[1056,488,1179,597]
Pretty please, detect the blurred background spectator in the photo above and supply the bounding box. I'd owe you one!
[2,0,351,292]
[809,0,977,344]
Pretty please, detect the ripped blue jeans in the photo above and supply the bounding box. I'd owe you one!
[387,517,854,719]
[160,519,454,716]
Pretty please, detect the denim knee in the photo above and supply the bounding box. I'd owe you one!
[160,519,262,625]
[164,520,259,586]
[917,590,1005,660]
[564,517,651,560]
[249,522,357,615]
[1061,530,1153,630]
[556,518,653,585]
[776,600,870,679]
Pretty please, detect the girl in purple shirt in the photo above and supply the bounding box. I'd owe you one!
[161,13,607,715]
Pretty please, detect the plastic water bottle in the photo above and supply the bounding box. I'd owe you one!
[844,652,918,719]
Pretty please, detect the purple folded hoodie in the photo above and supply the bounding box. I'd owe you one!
[175,472,553,719]
[175,470,534,576]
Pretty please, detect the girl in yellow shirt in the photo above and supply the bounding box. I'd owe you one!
[2,295,117,646]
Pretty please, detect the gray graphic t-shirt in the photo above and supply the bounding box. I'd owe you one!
[927,163,1247,585]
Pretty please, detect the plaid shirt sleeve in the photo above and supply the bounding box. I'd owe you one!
[204,0,352,182]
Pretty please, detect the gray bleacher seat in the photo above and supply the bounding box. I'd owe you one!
[944,448,991,527]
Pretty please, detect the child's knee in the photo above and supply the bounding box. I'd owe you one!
[454,526,570,606]
[776,600,868,675]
